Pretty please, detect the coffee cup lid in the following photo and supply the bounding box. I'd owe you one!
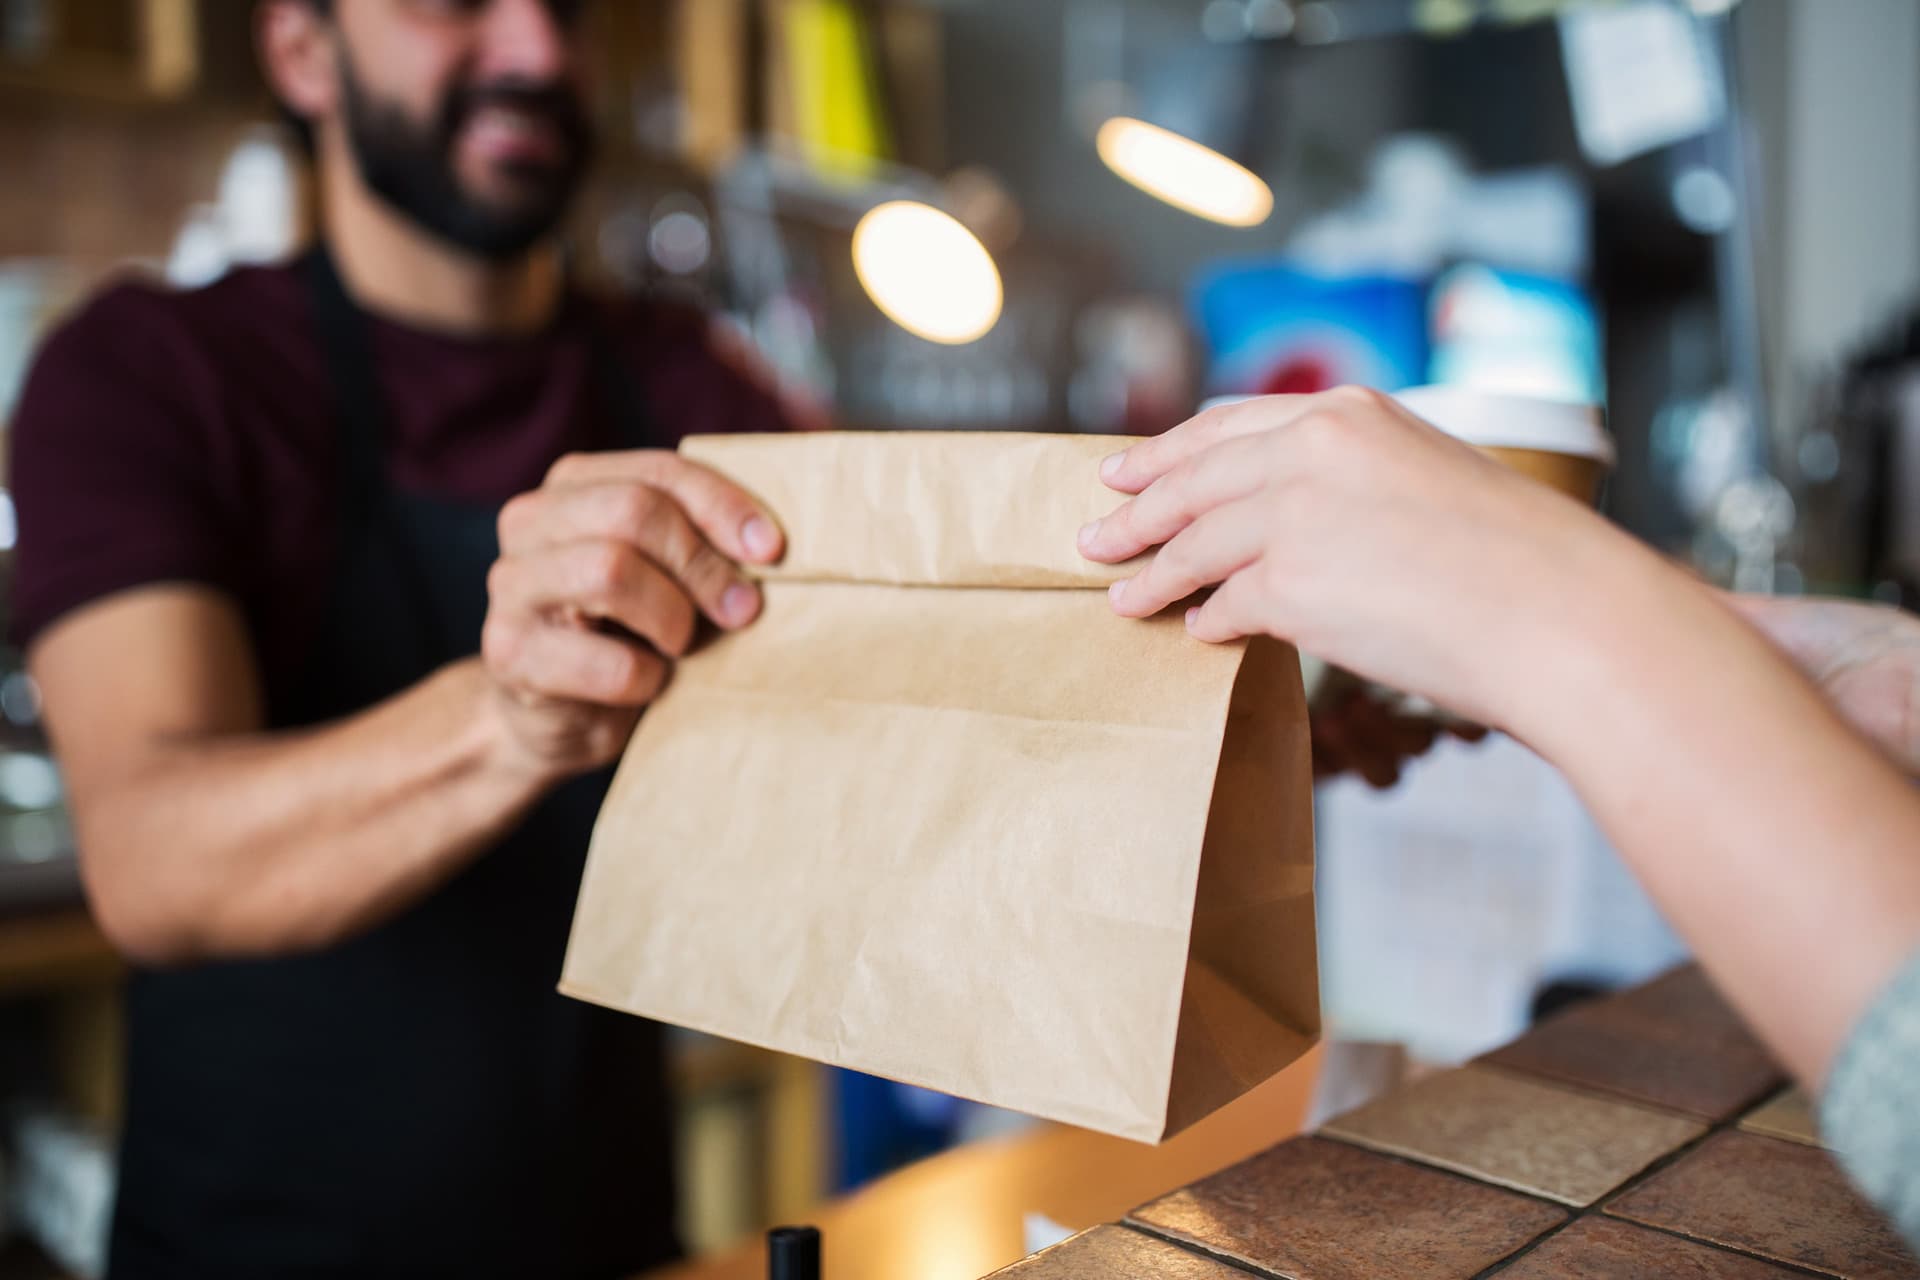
[1195,387,1614,467]
[1392,385,1613,465]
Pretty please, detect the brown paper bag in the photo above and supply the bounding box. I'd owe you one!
[559,431,1318,1142]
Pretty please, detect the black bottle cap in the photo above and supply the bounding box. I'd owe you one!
[768,1224,821,1280]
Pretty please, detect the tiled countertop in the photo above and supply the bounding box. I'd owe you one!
[993,966,1920,1279]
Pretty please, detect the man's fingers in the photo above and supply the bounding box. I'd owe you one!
[499,485,762,630]
[481,617,668,707]
[1355,750,1403,790]
[490,543,701,658]
[543,451,785,564]
[1343,694,1439,762]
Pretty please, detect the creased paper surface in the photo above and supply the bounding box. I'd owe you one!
[561,431,1317,1141]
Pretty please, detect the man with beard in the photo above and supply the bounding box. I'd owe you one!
[7,2,795,1275]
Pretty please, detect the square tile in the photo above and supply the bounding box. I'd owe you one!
[1129,1135,1568,1280]
[1740,1088,1822,1148]
[1320,1065,1706,1206]
[1479,966,1785,1121]
[1606,1130,1920,1278]
[1494,1216,1817,1278]
[1625,965,1754,1024]
[986,1225,1248,1278]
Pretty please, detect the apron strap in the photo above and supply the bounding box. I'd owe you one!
[302,245,661,671]
[584,312,662,452]
[305,242,658,547]
[305,246,393,526]
[306,245,659,498]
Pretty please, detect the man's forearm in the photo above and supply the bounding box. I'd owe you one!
[73,658,558,963]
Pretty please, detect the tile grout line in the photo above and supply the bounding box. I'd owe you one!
[1469,1058,1783,1131]
[1469,1206,1843,1280]
[1117,1220,1290,1280]
[1476,1082,1840,1278]
[1603,1212,1845,1278]
[1303,1133,1573,1209]
[1471,1225,1569,1278]
[1106,1066,1802,1279]
[1123,1140,1577,1280]
[1597,1106,1859,1280]
[1463,1121,1704,1280]
[1153,1128,1752,1275]
[1593,1082,1788,1206]
[1469,1060,1748,1125]
[1306,1065,1782,1214]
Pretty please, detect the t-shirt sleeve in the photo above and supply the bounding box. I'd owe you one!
[7,283,244,651]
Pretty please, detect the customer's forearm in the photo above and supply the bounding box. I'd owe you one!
[1520,543,1920,1088]
[73,659,556,964]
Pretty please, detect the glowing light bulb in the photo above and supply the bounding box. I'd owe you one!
[851,201,1004,345]
[1095,116,1273,228]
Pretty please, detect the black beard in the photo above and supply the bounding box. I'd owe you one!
[338,52,593,262]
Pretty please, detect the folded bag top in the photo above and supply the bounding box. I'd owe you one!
[695,430,1139,589]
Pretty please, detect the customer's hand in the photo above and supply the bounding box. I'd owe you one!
[481,450,784,780]
[1078,388,1628,731]
[1729,595,1920,777]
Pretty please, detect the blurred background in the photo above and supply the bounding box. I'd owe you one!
[1,0,1917,1276]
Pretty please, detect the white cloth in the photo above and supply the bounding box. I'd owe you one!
[1314,734,1688,1063]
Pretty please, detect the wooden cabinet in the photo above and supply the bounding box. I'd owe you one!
[0,0,201,102]
[672,1036,830,1254]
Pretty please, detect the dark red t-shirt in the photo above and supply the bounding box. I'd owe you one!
[8,259,789,687]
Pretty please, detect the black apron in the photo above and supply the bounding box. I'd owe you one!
[107,249,679,1280]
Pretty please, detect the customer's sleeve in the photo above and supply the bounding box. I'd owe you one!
[1820,944,1920,1252]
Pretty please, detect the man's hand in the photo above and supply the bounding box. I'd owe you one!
[1312,680,1487,789]
[26,450,784,961]
[482,449,784,779]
